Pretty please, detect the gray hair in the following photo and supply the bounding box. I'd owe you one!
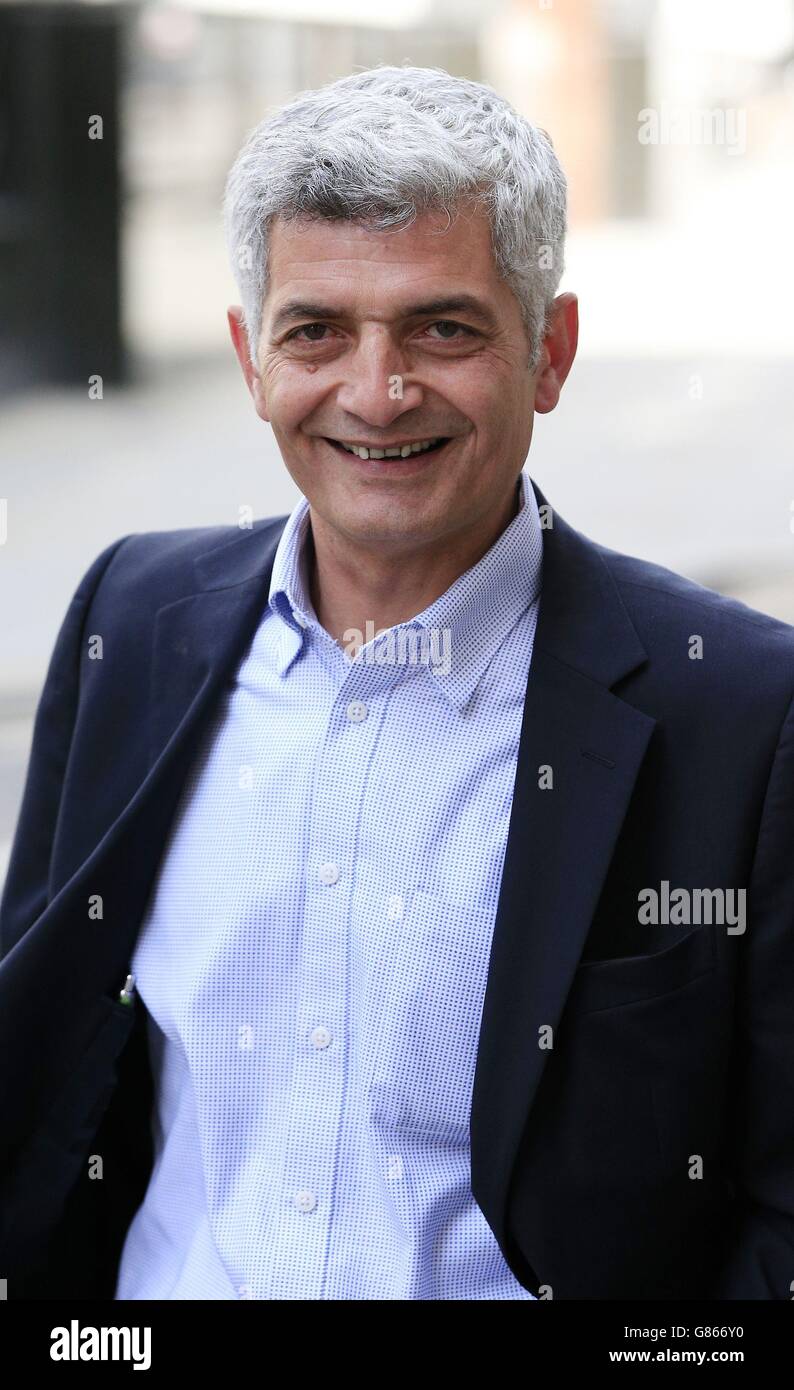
[223,64,567,373]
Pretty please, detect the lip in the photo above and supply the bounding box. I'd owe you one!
[322,436,454,474]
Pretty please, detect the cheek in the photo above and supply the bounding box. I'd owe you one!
[442,365,519,433]
[264,362,325,427]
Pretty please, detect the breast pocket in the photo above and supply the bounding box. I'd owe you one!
[563,924,717,1018]
[364,893,497,1143]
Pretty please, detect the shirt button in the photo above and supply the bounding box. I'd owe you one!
[346,699,368,722]
[387,893,404,921]
[309,1025,332,1049]
[318,861,339,885]
[294,1189,317,1213]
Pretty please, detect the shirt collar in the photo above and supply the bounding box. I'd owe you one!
[267,469,543,710]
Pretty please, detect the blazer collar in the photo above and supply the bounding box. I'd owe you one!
[527,478,647,686]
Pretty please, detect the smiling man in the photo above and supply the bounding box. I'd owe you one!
[227,201,576,659]
[1,65,793,1303]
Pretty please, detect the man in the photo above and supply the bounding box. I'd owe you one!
[1,64,793,1301]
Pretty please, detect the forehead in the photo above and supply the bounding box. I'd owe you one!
[265,202,505,308]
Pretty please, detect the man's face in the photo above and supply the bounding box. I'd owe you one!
[230,201,575,555]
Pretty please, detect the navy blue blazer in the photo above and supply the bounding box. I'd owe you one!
[1,478,793,1299]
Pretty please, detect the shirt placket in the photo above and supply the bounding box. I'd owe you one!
[265,650,396,1299]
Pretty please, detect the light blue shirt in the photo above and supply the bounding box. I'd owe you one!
[115,467,543,1299]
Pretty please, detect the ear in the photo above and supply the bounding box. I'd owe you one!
[227,305,270,421]
[533,292,579,415]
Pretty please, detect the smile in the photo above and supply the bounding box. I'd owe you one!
[324,436,451,460]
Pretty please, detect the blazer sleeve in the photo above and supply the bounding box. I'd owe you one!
[708,688,794,1298]
[0,535,134,962]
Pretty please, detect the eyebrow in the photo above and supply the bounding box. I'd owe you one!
[269,294,499,336]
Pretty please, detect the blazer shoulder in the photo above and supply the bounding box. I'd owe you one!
[590,540,794,722]
[82,515,289,603]
[596,541,794,646]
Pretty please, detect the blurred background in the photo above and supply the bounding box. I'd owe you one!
[1,0,793,887]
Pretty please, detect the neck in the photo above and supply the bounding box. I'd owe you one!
[307,478,522,658]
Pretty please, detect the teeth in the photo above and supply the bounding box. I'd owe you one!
[335,437,441,460]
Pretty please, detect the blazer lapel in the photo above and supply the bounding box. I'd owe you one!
[469,481,656,1277]
[148,523,287,767]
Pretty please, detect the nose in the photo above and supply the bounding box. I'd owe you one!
[334,326,425,428]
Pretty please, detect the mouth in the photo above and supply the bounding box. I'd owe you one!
[323,436,453,464]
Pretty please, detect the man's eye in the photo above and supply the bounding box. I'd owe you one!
[424,320,476,341]
[286,322,331,342]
